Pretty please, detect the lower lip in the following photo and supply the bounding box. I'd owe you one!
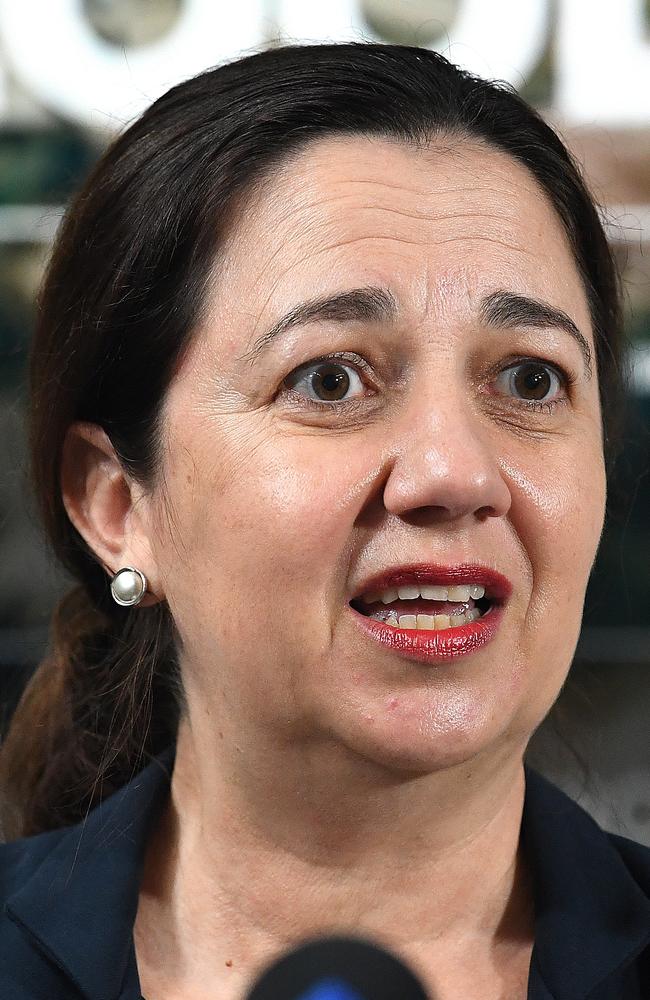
[348,604,505,664]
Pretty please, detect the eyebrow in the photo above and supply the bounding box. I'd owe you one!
[480,290,593,379]
[239,284,592,379]
[238,286,397,366]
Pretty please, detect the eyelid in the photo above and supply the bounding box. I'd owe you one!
[282,351,375,401]
[279,351,578,413]
[289,350,374,377]
[282,351,374,390]
[484,354,576,387]
[287,351,577,386]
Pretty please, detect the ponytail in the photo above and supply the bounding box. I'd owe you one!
[0,585,179,840]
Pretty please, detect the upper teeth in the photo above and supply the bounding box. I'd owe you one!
[361,583,486,604]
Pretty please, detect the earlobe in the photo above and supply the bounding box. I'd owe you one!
[60,422,161,603]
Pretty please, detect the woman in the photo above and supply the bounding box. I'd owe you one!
[0,41,648,1000]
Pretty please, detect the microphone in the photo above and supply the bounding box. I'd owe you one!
[245,934,430,1000]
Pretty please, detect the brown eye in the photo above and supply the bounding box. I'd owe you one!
[285,361,365,404]
[312,364,351,401]
[495,361,562,404]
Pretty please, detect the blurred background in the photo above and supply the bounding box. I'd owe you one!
[0,1,648,840]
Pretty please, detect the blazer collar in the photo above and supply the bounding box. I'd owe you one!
[521,763,650,999]
[6,752,650,1000]
[5,747,175,1000]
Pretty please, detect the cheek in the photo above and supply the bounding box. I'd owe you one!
[496,435,606,741]
[502,437,606,614]
[156,417,363,626]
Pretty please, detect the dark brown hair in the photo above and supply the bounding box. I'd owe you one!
[0,41,625,840]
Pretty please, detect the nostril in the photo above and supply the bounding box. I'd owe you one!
[476,505,501,521]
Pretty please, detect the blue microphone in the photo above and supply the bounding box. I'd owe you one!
[246,934,430,1000]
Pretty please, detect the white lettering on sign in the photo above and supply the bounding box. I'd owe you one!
[277,0,548,85]
[556,0,650,125]
[0,0,648,127]
[0,0,264,129]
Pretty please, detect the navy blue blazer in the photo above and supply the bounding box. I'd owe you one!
[1,747,649,999]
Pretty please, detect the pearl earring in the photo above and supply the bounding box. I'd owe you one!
[110,566,147,607]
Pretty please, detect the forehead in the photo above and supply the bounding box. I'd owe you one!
[206,134,591,348]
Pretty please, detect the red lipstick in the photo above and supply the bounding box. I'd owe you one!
[348,564,511,665]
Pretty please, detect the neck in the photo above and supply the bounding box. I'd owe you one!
[135,719,534,997]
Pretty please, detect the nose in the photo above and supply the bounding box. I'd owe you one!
[381,394,512,525]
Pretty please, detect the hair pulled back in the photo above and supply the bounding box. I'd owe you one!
[0,42,624,840]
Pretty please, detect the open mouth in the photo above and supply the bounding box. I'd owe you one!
[347,567,511,661]
[349,583,494,632]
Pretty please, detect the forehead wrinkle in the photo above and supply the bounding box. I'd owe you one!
[241,226,542,349]
[323,177,437,197]
[261,231,539,297]
[252,134,559,230]
[250,206,539,294]
[239,159,544,244]
[244,196,546,295]
[268,144,547,210]
[261,190,542,238]
[310,180,543,211]
[313,203,533,228]
[322,176,527,195]
[230,153,555,293]
[426,234,539,257]
[336,208,546,249]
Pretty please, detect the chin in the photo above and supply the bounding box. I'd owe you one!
[340,713,501,777]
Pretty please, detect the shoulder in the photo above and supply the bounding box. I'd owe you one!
[0,749,175,998]
[526,763,650,860]
[0,825,70,900]
[0,826,84,997]
[0,746,176,890]
[523,765,650,996]
[524,763,650,881]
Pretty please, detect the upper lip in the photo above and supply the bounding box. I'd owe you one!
[349,563,513,603]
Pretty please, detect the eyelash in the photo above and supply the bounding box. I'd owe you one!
[280,351,576,414]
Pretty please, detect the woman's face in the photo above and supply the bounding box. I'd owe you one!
[144,135,605,773]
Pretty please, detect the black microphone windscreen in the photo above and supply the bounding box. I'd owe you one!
[245,934,429,1000]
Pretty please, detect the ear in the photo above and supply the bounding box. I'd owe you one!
[60,422,162,604]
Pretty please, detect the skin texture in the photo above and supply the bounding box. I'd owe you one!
[62,135,606,999]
